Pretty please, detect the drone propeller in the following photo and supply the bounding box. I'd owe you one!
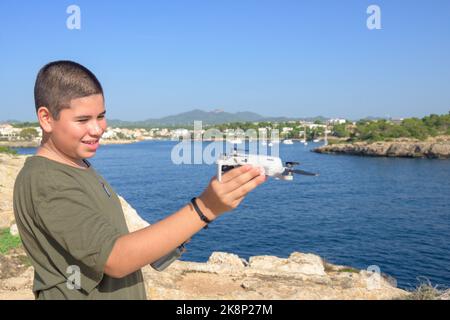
[232,146,250,153]
[291,169,319,176]
[285,161,300,167]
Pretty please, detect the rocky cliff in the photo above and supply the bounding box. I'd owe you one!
[313,136,450,159]
[0,154,26,229]
[1,153,409,299]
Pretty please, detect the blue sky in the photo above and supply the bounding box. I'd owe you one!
[1,0,450,121]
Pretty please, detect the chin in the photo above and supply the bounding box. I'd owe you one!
[82,152,96,159]
[76,150,96,159]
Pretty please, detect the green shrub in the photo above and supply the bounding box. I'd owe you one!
[0,146,18,155]
[332,123,350,138]
[19,128,39,140]
[0,228,22,254]
[347,113,450,142]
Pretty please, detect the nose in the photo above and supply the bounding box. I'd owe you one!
[89,120,103,137]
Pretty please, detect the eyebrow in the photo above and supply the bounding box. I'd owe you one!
[74,110,106,119]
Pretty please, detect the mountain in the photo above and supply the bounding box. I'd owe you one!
[0,119,21,124]
[106,109,328,128]
[361,116,388,121]
[153,109,266,125]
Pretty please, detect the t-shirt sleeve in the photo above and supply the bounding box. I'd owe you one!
[34,170,123,294]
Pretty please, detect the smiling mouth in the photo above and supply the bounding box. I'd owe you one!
[82,139,99,145]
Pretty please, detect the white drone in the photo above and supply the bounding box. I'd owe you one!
[217,149,318,182]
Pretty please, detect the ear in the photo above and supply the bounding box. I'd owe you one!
[37,106,55,133]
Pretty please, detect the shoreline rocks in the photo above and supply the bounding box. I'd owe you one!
[141,251,408,300]
[314,137,450,159]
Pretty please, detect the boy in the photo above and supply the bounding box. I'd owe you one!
[13,61,267,299]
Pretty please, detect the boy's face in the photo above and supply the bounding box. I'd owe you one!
[49,94,107,160]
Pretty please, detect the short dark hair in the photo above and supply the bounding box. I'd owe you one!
[34,60,103,120]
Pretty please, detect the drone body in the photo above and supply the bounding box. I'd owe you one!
[216,151,318,182]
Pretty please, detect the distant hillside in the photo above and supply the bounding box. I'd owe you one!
[107,109,328,128]
[0,119,21,124]
[1,110,329,128]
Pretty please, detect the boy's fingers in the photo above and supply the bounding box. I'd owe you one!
[228,174,266,200]
[231,195,245,208]
[220,165,253,183]
[223,167,263,193]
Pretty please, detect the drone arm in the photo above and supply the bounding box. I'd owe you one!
[217,164,223,182]
[218,165,241,182]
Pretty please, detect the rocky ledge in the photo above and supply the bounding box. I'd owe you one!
[140,252,409,300]
[1,153,409,299]
[314,136,450,159]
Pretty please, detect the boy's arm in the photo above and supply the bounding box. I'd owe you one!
[104,165,266,278]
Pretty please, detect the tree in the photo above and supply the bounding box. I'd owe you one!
[19,128,39,140]
[12,122,39,128]
[332,123,350,138]
[401,118,429,140]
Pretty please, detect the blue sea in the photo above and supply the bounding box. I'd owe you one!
[15,141,450,290]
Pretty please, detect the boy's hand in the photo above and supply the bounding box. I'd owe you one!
[196,165,267,220]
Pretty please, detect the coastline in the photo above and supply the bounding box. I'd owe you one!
[0,141,41,148]
[0,137,338,148]
[0,153,423,300]
[313,136,450,159]
[0,139,141,148]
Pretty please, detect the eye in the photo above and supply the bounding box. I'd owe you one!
[77,119,89,123]
[98,115,105,119]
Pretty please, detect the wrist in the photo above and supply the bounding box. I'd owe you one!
[195,196,218,222]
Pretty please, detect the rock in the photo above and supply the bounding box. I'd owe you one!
[0,154,28,229]
[248,253,326,276]
[288,252,326,276]
[141,251,407,300]
[1,267,33,291]
[364,142,391,156]
[208,252,248,268]
[0,211,14,229]
[9,224,19,236]
[118,195,150,232]
[386,143,427,158]
[439,289,450,300]
[0,288,35,300]
[427,143,450,159]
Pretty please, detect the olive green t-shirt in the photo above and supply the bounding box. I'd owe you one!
[13,155,147,300]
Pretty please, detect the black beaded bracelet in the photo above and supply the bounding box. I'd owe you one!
[191,197,212,229]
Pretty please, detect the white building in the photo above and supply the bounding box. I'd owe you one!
[304,123,327,129]
[328,118,346,125]
[102,128,117,139]
[0,124,14,136]
[0,124,21,139]
[157,128,170,137]
[171,128,190,139]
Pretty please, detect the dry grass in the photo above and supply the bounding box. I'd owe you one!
[403,278,448,300]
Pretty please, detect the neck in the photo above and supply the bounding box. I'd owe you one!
[37,136,87,169]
